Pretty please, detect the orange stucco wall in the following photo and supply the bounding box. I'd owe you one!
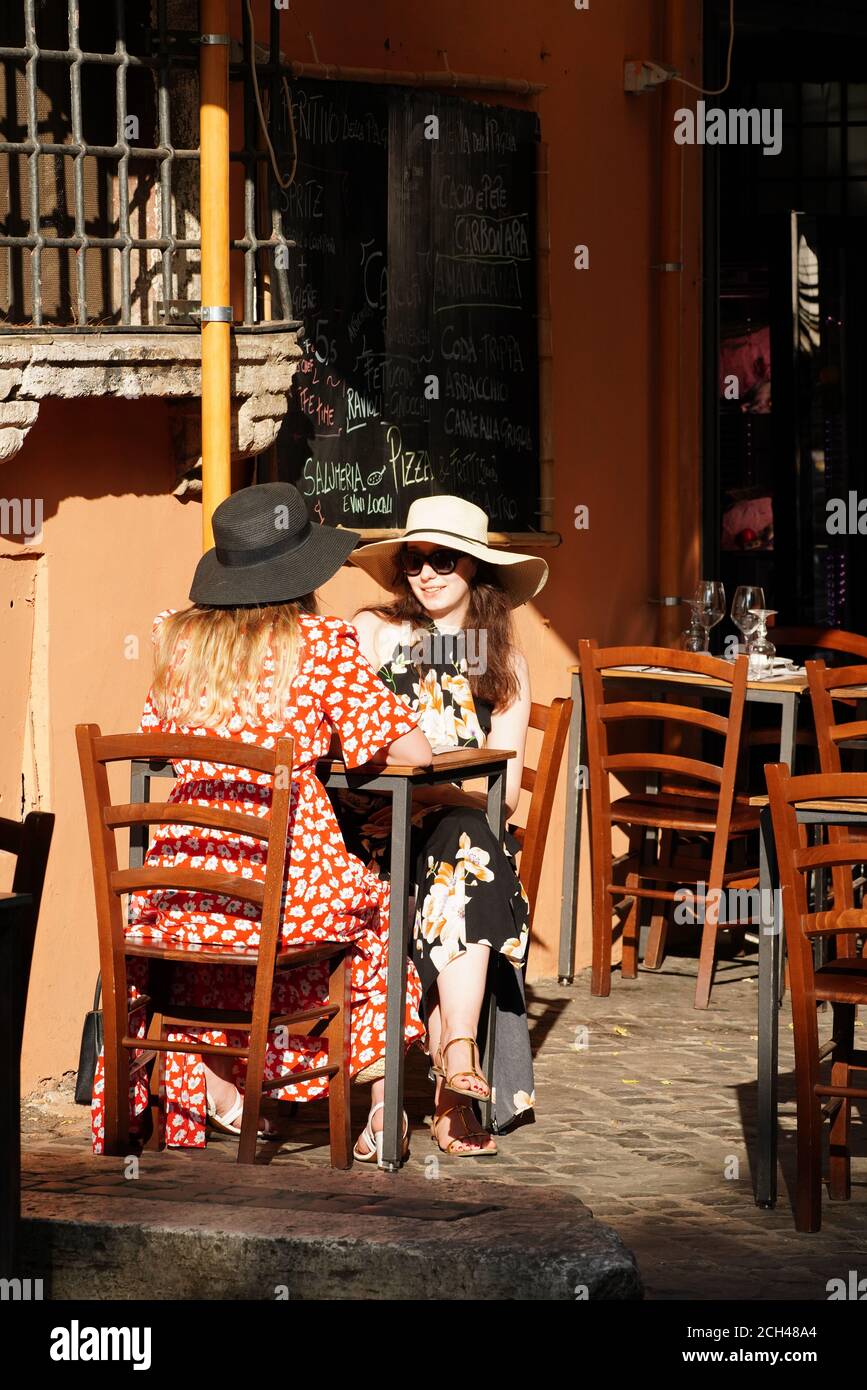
[3,1,702,1092]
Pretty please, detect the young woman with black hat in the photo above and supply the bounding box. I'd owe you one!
[89,482,432,1163]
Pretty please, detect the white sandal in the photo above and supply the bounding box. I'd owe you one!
[352,1100,409,1166]
[206,1086,278,1140]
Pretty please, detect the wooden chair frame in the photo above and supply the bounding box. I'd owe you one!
[0,810,55,1024]
[806,658,867,944]
[76,725,351,1167]
[770,625,867,664]
[579,642,755,1009]
[512,697,573,925]
[1,810,54,1277]
[766,763,867,1232]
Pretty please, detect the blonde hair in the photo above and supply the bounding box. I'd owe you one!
[151,600,314,727]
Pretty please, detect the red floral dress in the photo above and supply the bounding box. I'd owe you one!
[90,612,425,1152]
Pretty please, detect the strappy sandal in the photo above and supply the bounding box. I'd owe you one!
[433,1036,491,1101]
[352,1100,410,1166]
[430,1105,497,1158]
[206,1086,279,1140]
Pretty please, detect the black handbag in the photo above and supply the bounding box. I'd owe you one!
[74,974,103,1105]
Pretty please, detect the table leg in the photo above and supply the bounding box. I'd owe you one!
[381,778,413,1172]
[558,670,585,984]
[756,804,781,1208]
[479,768,507,1131]
[777,693,798,1004]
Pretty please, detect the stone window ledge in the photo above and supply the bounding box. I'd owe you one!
[0,331,303,491]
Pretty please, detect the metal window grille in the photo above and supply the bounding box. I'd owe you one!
[0,0,296,330]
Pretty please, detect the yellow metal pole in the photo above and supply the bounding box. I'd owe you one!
[199,0,232,551]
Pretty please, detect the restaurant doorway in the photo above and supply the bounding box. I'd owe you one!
[703,0,867,635]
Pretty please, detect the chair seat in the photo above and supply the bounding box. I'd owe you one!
[610,792,759,834]
[124,938,346,969]
[814,958,867,1005]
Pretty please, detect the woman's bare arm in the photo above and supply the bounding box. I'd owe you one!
[386,725,433,767]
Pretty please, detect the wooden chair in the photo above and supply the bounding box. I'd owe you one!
[0,811,55,1276]
[805,658,867,954]
[765,763,867,1232]
[76,725,352,1167]
[511,697,573,924]
[769,625,867,664]
[579,642,758,1009]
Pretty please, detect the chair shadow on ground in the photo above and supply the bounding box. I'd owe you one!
[734,1057,867,1225]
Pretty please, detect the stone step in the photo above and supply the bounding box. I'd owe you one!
[19,1148,642,1301]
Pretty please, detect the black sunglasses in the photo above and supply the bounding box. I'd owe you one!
[400,546,461,577]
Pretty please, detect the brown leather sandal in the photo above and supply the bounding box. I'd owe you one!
[433,1036,491,1100]
[430,1105,497,1157]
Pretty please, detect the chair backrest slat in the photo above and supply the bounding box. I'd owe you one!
[830,720,867,745]
[92,732,279,775]
[104,803,272,842]
[770,625,867,663]
[586,644,737,682]
[794,839,867,872]
[600,701,729,737]
[110,867,267,906]
[603,752,723,787]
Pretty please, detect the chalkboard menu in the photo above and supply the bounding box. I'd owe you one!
[276,80,540,533]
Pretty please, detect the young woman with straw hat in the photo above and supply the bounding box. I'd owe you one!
[347,495,548,1156]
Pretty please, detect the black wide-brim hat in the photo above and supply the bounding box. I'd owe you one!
[189,482,360,606]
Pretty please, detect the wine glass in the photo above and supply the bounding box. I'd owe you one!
[693,581,726,652]
[731,585,766,658]
[747,609,777,678]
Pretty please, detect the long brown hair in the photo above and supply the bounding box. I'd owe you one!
[152,597,315,727]
[359,557,519,712]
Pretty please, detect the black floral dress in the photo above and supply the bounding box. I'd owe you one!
[335,623,535,1132]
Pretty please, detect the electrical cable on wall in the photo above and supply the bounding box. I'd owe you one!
[245,0,297,189]
[675,0,734,97]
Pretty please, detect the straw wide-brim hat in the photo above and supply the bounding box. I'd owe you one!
[189,482,360,606]
[349,495,548,609]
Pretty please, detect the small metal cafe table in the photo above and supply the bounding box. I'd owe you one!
[130,747,513,1171]
[555,661,808,1208]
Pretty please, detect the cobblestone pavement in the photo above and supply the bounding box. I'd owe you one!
[22,951,867,1300]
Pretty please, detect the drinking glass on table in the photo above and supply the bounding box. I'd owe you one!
[747,608,777,679]
[693,581,726,652]
[731,585,766,658]
[680,604,706,652]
